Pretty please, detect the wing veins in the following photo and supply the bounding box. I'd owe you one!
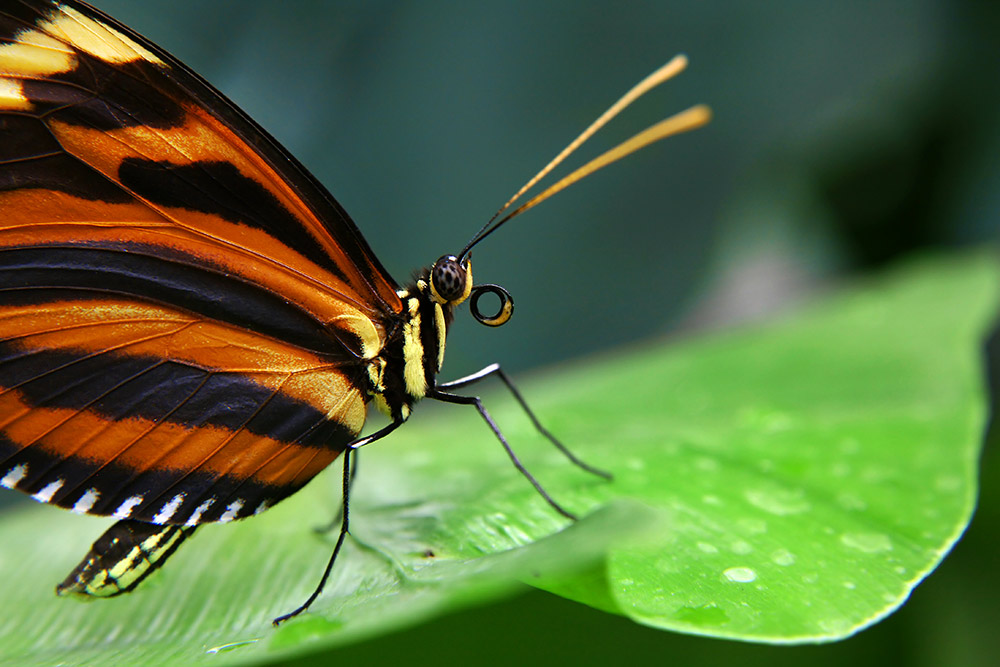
[133,371,294,520]
[0,319,195,399]
[45,363,216,505]
[220,381,363,505]
[0,356,171,490]
[16,67,379,315]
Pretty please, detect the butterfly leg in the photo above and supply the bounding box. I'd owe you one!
[273,418,403,626]
[57,519,197,598]
[313,451,359,534]
[427,387,578,521]
[436,363,611,479]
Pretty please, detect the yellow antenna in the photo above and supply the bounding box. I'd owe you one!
[496,105,710,227]
[461,54,710,257]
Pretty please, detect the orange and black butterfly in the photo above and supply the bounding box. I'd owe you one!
[0,0,709,623]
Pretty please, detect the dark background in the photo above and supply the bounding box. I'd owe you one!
[6,1,1000,664]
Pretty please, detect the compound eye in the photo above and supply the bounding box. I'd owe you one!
[431,255,468,303]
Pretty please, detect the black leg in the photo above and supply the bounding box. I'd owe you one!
[437,363,611,479]
[428,387,579,521]
[273,419,403,625]
[313,451,359,534]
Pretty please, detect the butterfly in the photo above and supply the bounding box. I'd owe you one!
[0,0,709,624]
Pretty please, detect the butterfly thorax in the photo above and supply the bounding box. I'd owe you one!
[366,256,473,420]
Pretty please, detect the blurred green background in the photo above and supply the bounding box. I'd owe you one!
[4,1,999,664]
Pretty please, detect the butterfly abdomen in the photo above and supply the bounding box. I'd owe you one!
[56,519,197,598]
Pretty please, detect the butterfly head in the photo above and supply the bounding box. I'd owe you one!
[429,255,472,306]
[424,255,513,328]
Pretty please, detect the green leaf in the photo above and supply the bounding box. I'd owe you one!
[531,251,999,642]
[0,251,996,664]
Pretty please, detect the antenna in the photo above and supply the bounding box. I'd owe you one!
[459,54,710,260]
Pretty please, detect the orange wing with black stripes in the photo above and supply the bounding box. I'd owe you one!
[0,0,401,526]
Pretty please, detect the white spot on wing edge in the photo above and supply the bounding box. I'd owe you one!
[32,478,65,503]
[253,500,270,516]
[112,494,144,519]
[186,498,215,526]
[1,463,28,489]
[152,493,186,524]
[71,488,101,514]
[218,499,245,523]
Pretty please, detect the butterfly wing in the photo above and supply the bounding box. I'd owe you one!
[0,0,400,525]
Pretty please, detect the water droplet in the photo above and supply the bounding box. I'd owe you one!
[740,407,793,431]
[702,495,722,506]
[843,581,856,590]
[737,518,767,534]
[407,451,432,466]
[861,466,889,483]
[803,573,819,584]
[625,457,645,471]
[723,566,757,583]
[696,541,718,554]
[771,548,795,566]
[934,475,961,493]
[695,457,719,472]
[753,409,793,432]
[730,540,753,555]
[745,488,810,516]
[206,639,259,654]
[819,617,852,634]
[840,532,892,553]
[839,438,860,454]
[836,493,867,511]
[655,557,681,574]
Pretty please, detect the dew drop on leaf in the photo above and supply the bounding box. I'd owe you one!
[722,566,757,583]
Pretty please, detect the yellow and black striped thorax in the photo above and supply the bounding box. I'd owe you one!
[368,256,473,420]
